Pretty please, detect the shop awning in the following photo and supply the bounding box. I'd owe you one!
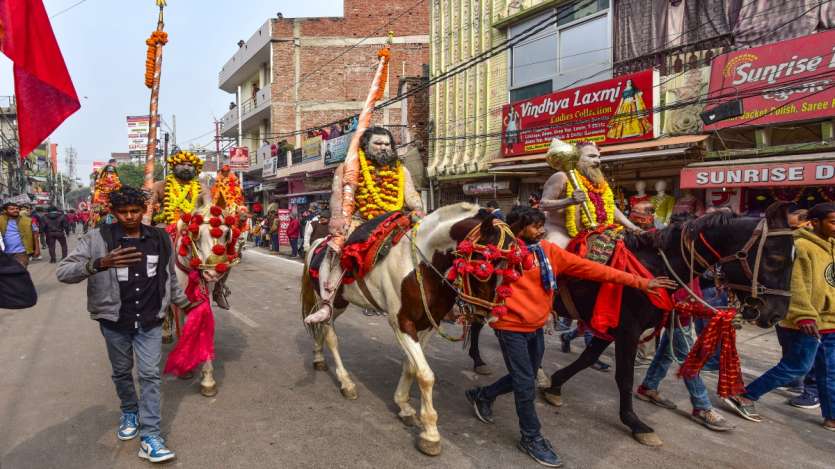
[488,135,707,171]
[681,155,835,189]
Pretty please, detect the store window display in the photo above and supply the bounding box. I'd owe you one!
[652,180,676,228]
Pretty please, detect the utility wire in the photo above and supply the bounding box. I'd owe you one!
[50,0,91,19]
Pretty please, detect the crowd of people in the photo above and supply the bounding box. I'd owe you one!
[248,206,330,259]
[1,202,89,267]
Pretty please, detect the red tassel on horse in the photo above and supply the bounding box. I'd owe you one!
[164,270,215,377]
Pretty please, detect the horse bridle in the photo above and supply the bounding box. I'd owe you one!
[684,218,793,300]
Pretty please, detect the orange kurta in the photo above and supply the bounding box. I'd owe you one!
[492,240,649,333]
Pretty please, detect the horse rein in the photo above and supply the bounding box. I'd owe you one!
[683,218,793,299]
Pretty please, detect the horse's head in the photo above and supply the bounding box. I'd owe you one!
[689,202,794,328]
[175,202,242,283]
[444,208,529,318]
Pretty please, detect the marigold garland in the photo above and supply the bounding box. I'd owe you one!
[356,149,405,220]
[211,166,244,208]
[145,31,169,88]
[565,170,615,237]
[154,174,200,225]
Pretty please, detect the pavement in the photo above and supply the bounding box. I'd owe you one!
[1,236,833,469]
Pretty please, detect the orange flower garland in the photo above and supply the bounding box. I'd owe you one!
[211,165,244,208]
[145,31,168,88]
[355,149,405,220]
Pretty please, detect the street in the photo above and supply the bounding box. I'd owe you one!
[1,237,833,469]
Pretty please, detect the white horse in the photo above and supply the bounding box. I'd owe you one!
[301,203,524,456]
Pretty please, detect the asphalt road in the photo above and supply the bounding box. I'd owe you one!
[1,236,833,468]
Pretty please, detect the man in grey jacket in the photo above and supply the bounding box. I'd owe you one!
[57,186,195,464]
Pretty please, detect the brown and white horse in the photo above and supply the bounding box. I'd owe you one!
[301,203,525,456]
[166,181,242,396]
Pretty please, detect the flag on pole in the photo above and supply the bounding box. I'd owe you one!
[0,0,80,159]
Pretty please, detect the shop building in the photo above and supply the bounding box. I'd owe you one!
[218,0,430,215]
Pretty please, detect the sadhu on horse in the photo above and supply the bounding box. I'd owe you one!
[525,138,794,446]
[148,150,245,396]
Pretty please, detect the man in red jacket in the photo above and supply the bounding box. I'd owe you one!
[465,206,675,467]
[286,213,301,257]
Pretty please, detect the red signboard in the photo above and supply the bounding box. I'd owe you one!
[705,29,835,130]
[277,208,291,246]
[501,69,658,157]
[229,147,250,171]
[680,160,835,189]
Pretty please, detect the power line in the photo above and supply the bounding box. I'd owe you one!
[50,0,91,19]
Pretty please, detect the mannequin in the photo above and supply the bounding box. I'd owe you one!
[652,180,676,228]
[673,189,704,217]
[629,180,651,209]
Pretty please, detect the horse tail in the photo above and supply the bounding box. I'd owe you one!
[300,252,325,341]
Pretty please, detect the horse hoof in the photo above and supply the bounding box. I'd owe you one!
[400,414,420,428]
[541,391,562,407]
[313,361,329,372]
[633,432,662,447]
[340,387,358,400]
[473,365,492,375]
[162,335,174,345]
[200,385,218,397]
[417,438,442,456]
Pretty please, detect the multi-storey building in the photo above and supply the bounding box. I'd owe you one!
[218,0,430,213]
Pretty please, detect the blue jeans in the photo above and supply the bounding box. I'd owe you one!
[479,328,545,439]
[289,237,299,257]
[745,326,835,419]
[100,323,163,437]
[641,325,712,410]
[270,233,279,251]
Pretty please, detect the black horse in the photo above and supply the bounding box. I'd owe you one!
[467,203,795,446]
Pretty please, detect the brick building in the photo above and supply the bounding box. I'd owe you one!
[218,0,430,212]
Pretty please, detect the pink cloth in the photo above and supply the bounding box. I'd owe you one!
[164,270,214,377]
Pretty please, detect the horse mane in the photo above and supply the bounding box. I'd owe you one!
[623,210,741,252]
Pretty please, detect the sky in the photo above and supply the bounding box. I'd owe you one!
[0,0,343,180]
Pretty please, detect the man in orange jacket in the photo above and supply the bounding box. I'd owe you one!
[465,206,675,467]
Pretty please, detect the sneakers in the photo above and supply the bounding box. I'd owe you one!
[138,435,176,463]
[117,412,139,441]
[559,333,572,354]
[824,419,835,431]
[789,389,820,409]
[635,386,677,410]
[518,436,563,467]
[722,396,763,422]
[691,409,735,432]
[590,361,611,372]
[465,388,494,424]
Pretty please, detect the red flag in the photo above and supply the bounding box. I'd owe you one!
[0,0,80,159]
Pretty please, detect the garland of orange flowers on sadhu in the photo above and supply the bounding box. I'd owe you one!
[211,165,244,208]
[565,170,615,237]
[144,30,168,88]
[178,206,242,274]
[355,149,405,220]
[154,151,204,225]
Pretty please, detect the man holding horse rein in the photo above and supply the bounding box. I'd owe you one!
[305,126,423,324]
[57,186,199,463]
[465,206,676,467]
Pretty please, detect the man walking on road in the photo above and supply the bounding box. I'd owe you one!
[43,206,69,263]
[0,202,40,268]
[287,213,300,257]
[724,202,835,432]
[57,186,196,463]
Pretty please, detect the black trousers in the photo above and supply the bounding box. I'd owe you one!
[46,234,68,261]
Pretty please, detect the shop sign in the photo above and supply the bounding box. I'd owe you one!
[324,131,354,165]
[262,156,276,177]
[229,147,249,171]
[302,136,323,160]
[463,180,512,195]
[2,194,31,205]
[289,196,308,205]
[501,69,658,157]
[126,115,150,152]
[681,160,835,189]
[92,161,107,172]
[705,188,743,212]
[277,208,291,245]
[705,29,835,130]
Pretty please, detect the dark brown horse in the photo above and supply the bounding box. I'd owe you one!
[542,203,794,446]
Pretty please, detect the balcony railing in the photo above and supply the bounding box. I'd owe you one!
[220,87,272,136]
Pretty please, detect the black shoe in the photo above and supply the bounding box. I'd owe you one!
[559,333,571,354]
[518,436,563,467]
[49,258,56,264]
[465,388,494,424]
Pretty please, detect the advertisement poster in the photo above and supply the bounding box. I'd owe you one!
[302,136,323,160]
[277,209,291,246]
[126,115,150,153]
[229,146,250,171]
[501,69,658,157]
[324,131,354,165]
[705,29,835,130]
[92,161,107,172]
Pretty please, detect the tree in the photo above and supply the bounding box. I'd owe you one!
[66,186,91,208]
[116,162,163,188]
